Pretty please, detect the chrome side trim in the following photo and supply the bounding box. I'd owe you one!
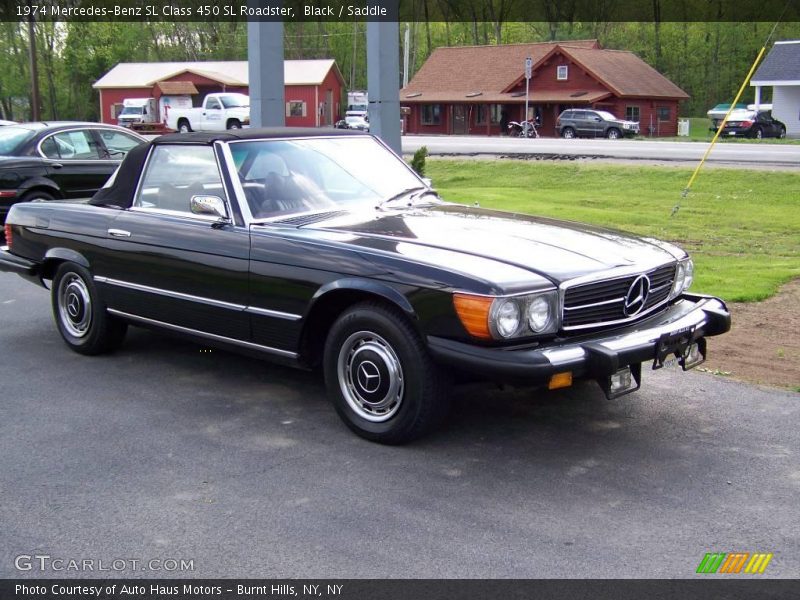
[244,306,303,321]
[94,276,303,321]
[106,308,298,359]
[94,276,246,311]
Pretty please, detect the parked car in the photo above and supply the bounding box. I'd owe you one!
[166,93,250,133]
[344,112,369,131]
[557,109,639,139]
[0,122,146,226]
[713,109,786,139]
[0,129,730,444]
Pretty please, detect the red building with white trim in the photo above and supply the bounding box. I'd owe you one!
[401,40,689,137]
[93,59,345,128]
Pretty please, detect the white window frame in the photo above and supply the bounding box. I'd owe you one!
[557,65,569,81]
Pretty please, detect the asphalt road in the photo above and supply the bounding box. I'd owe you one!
[402,135,800,167]
[1,271,798,578]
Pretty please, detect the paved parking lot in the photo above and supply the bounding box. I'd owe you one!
[1,271,798,578]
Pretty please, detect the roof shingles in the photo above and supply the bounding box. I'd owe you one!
[401,40,688,102]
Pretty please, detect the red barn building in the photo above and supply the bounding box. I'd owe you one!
[401,40,688,137]
[93,59,345,128]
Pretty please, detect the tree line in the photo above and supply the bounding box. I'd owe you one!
[2,19,799,122]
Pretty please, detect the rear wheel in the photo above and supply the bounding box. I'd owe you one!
[323,302,449,444]
[561,127,576,139]
[177,119,192,133]
[226,119,242,130]
[51,262,127,355]
[779,127,786,139]
[21,189,56,203]
[606,128,621,139]
[751,127,763,140]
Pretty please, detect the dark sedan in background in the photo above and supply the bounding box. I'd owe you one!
[0,122,146,226]
[714,109,786,139]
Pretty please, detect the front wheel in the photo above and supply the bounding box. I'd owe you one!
[323,302,450,444]
[51,263,127,355]
[561,127,576,139]
[606,128,621,139]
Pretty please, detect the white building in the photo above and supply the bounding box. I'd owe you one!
[751,40,800,138]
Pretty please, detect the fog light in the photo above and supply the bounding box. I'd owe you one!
[548,371,573,390]
[680,340,706,371]
[600,363,641,399]
[610,368,633,394]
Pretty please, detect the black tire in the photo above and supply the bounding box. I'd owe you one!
[177,119,192,133]
[751,127,763,140]
[226,119,242,130]
[779,127,786,139]
[51,262,127,355]
[323,301,450,444]
[21,189,56,203]
[606,127,621,139]
[561,127,576,139]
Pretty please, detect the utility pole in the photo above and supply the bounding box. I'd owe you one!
[403,24,410,88]
[27,7,41,121]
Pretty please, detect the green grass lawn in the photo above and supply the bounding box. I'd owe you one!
[425,159,800,302]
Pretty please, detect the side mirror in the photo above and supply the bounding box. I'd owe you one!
[190,195,228,219]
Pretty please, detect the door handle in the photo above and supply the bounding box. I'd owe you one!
[50,163,63,169]
[108,229,131,238]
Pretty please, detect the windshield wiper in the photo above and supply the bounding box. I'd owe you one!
[376,186,437,210]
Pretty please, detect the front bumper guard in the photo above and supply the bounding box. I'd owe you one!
[427,294,730,386]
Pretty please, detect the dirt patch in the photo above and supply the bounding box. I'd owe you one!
[703,279,800,390]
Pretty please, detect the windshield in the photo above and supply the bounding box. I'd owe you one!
[120,106,144,115]
[0,126,36,155]
[230,136,427,220]
[596,111,621,121]
[219,94,249,109]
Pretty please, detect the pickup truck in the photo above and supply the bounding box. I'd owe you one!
[165,93,250,133]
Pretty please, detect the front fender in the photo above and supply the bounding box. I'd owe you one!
[309,277,416,318]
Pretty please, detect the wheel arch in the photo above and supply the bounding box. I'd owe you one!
[298,279,418,367]
[18,177,62,199]
[40,248,91,281]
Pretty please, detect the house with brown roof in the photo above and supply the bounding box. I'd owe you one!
[400,40,689,137]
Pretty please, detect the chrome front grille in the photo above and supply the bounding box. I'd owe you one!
[562,263,677,330]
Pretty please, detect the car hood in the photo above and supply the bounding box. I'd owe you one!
[297,204,682,286]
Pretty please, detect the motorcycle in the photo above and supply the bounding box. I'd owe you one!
[507,119,539,138]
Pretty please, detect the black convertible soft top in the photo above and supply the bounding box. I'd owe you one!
[90,127,368,208]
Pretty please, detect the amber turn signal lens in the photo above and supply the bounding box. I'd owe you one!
[453,293,493,340]
[548,372,573,390]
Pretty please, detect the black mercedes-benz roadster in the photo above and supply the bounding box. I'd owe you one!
[0,128,730,443]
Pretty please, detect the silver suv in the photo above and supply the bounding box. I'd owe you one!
[557,109,639,139]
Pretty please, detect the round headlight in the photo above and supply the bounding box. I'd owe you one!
[527,296,552,332]
[683,259,694,291]
[493,299,520,338]
[673,262,685,296]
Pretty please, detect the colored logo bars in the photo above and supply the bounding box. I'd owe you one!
[696,552,773,574]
